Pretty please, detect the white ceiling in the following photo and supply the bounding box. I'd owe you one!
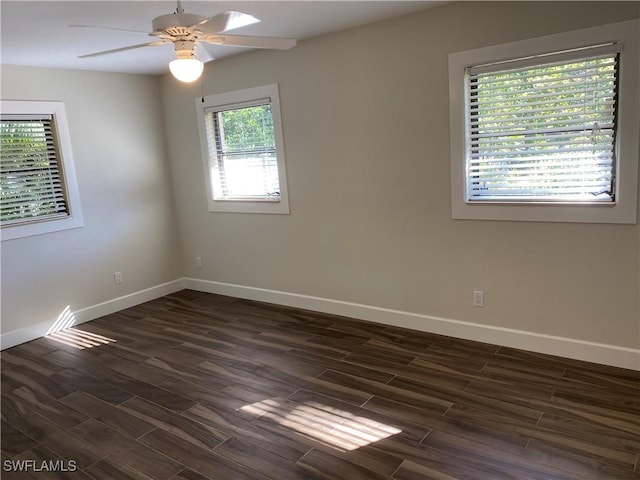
[1,1,445,75]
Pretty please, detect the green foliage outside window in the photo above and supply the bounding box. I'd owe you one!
[0,119,67,223]
[217,104,275,153]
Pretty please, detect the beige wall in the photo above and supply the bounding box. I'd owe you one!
[161,2,640,349]
[1,66,181,334]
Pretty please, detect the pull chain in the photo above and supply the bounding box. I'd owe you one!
[201,67,205,102]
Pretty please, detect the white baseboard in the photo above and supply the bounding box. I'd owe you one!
[0,279,184,350]
[3,276,638,370]
[184,278,640,371]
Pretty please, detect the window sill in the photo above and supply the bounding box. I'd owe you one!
[1,215,84,241]
[207,199,290,214]
[452,201,631,224]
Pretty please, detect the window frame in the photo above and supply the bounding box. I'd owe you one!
[196,84,290,214]
[448,20,639,224]
[1,100,83,241]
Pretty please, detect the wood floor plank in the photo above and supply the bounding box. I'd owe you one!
[288,349,395,382]
[317,369,452,412]
[220,382,297,407]
[5,386,88,431]
[464,377,556,404]
[84,458,157,480]
[321,443,407,478]
[191,362,297,403]
[425,429,564,476]
[552,386,640,416]
[0,350,64,376]
[157,378,264,419]
[2,289,637,479]
[60,391,155,439]
[214,437,327,480]
[49,368,135,406]
[229,346,330,378]
[388,375,544,423]
[497,346,637,379]
[159,327,237,351]
[416,432,576,480]
[523,440,640,480]
[11,340,59,357]
[343,352,470,390]
[183,401,311,462]
[298,447,391,480]
[479,362,587,392]
[389,451,514,480]
[176,341,259,366]
[254,363,373,405]
[118,396,229,449]
[2,412,106,469]
[9,444,95,480]
[138,428,271,480]
[364,395,529,456]
[92,351,180,386]
[391,459,460,480]
[1,419,38,457]
[545,394,640,437]
[98,342,152,364]
[371,340,487,373]
[538,411,640,454]
[170,468,212,480]
[70,418,183,479]
[67,362,196,413]
[3,366,76,400]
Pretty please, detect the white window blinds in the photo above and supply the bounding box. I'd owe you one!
[0,115,70,225]
[204,98,281,201]
[466,43,620,203]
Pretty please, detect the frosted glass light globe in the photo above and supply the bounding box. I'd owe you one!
[169,58,204,83]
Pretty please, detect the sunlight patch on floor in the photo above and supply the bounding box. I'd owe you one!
[45,307,116,349]
[47,328,117,349]
[240,398,401,451]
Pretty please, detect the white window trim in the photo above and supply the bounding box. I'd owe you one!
[449,20,639,224]
[1,100,83,241]
[196,84,290,214]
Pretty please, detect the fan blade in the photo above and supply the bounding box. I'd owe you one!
[203,35,296,50]
[68,24,150,35]
[195,43,215,63]
[79,41,169,58]
[195,11,260,35]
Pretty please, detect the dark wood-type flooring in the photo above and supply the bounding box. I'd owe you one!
[2,290,639,479]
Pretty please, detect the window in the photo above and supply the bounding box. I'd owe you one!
[196,84,289,214]
[469,45,618,203]
[449,20,639,223]
[1,101,83,240]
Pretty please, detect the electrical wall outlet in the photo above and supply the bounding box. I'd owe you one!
[473,290,484,307]
[114,272,123,284]
[196,256,203,268]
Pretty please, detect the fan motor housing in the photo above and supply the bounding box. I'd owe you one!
[152,13,207,33]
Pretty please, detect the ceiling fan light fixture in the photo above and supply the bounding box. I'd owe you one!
[170,41,203,83]
[169,57,204,82]
[73,3,296,86]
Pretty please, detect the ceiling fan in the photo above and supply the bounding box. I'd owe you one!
[72,0,297,83]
